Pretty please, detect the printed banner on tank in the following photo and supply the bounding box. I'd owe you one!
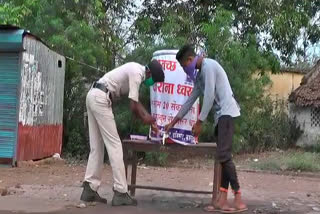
[150,50,199,145]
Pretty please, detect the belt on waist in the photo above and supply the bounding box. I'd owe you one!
[92,82,112,101]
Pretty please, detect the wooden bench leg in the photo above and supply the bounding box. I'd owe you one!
[130,151,137,196]
[123,148,129,179]
[212,161,222,203]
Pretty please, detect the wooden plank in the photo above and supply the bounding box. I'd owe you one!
[123,140,216,148]
[129,185,212,194]
[123,148,129,179]
[130,151,138,196]
[122,140,216,155]
[213,161,222,203]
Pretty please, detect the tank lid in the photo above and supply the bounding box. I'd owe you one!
[153,49,178,57]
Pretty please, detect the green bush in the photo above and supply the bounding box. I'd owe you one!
[237,98,301,153]
[145,152,169,166]
[304,142,320,153]
[63,127,89,159]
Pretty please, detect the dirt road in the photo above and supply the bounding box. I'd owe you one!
[0,162,319,214]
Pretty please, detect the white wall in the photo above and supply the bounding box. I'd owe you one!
[289,103,320,146]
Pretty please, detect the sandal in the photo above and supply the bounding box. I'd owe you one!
[220,207,248,213]
[203,204,237,213]
[203,204,220,212]
[221,190,248,213]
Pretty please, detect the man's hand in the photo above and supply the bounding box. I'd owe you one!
[164,122,174,133]
[192,120,203,137]
[164,117,180,132]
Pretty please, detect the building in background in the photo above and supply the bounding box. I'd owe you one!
[289,60,320,146]
[0,25,65,166]
[266,68,308,101]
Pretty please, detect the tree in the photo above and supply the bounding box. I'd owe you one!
[135,0,320,65]
[0,1,307,156]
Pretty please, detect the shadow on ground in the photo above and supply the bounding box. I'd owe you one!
[0,195,303,214]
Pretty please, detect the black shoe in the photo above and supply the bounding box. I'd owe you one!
[80,181,107,204]
[111,190,138,206]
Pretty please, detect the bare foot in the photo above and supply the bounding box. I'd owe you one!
[203,204,217,212]
[234,193,248,211]
[216,191,236,212]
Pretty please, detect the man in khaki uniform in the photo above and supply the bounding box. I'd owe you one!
[80,60,164,206]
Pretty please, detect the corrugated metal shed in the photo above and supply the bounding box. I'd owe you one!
[17,35,65,161]
[0,25,65,165]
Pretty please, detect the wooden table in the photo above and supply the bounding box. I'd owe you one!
[122,140,221,202]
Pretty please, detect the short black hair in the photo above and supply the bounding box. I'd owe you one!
[176,44,196,62]
[148,59,165,82]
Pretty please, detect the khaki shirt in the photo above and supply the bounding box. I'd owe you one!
[98,62,146,102]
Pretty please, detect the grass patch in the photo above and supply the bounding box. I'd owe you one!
[304,143,320,153]
[285,152,320,172]
[251,159,282,171]
[250,151,320,172]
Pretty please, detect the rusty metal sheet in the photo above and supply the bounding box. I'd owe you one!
[17,123,63,161]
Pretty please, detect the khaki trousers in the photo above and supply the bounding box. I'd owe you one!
[84,88,128,193]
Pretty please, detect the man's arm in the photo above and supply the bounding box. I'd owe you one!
[176,83,201,120]
[127,69,155,124]
[165,83,201,131]
[198,67,216,122]
[130,100,155,124]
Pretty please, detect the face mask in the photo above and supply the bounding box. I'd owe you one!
[144,77,155,87]
[182,56,199,82]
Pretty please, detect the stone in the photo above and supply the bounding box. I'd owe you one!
[312,207,320,211]
[178,159,189,164]
[178,200,198,209]
[272,202,278,208]
[88,202,97,206]
[76,203,86,208]
[52,153,61,159]
[0,188,8,196]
